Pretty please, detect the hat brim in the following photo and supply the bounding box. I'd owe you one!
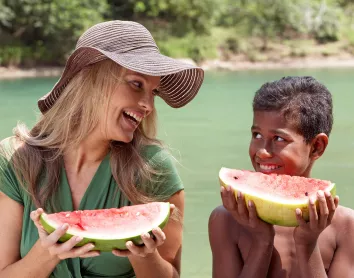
[38,47,204,113]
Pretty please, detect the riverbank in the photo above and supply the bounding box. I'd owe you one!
[1,55,354,80]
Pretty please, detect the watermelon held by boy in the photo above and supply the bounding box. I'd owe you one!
[219,168,336,227]
[40,202,171,251]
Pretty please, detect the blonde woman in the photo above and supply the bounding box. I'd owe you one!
[0,21,204,278]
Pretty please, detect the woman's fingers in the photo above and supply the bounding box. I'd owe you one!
[56,242,98,259]
[30,208,44,227]
[112,248,132,257]
[140,232,156,250]
[151,228,166,246]
[40,224,69,249]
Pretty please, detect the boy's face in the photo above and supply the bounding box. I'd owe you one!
[249,110,317,177]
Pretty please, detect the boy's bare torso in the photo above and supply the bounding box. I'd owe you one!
[234,206,352,277]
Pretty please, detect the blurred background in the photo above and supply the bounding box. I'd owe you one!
[1,1,354,278]
[0,0,354,67]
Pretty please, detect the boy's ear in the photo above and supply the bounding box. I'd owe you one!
[310,133,328,160]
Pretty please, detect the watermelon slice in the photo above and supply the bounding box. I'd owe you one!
[219,168,336,227]
[40,202,170,251]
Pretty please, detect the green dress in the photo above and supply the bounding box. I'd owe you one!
[0,138,184,278]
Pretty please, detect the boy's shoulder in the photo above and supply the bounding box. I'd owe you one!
[332,205,354,234]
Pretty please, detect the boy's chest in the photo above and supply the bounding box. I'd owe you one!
[238,227,336,278]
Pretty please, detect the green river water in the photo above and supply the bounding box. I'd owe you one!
[0,68,353,277]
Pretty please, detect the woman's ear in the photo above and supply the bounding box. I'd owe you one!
[310,133,329,161]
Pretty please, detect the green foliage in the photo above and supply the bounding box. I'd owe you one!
[0,0,354,66]
[0,0,107,65]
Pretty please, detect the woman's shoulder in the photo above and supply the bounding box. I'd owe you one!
[140,144,173,163]
[0,136,23,162]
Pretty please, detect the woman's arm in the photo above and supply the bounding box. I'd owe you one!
[0,193,100,278]
[130,190,184,278]
[0,193,59,278]
[113,190,184,278]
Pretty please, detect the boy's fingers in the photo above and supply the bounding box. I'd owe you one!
[247,200,258,228]
[325,191,336,225]
[220,186,237,211]
[295,208,307,228]
[237,192,248,220]
[308,197,318,230]
[317,191,329,229]
[334,196,339,208]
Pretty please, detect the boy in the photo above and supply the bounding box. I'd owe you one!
[209,76,354,277]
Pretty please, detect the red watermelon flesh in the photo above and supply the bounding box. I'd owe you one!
[220,168,333,202]
[40,202,170,250]
[219,168,336,226]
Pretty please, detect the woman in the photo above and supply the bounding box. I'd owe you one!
[0,20,204,278]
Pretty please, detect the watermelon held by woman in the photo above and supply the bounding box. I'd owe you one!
[40,202,171,251]
[219,168,336,227]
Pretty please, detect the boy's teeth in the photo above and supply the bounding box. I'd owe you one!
[260,164,279,170]
[125,111,142,122]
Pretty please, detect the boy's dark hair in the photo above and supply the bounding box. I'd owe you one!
[253,76,333,143]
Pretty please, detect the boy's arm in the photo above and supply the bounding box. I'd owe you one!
[208,206,274,278]
[295,243,328,277]
[326,208,354,278]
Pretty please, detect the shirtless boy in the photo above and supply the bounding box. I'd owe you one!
[209,76,354,278]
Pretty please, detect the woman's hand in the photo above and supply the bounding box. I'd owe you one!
[293,190,339,246]
[112,204,175,258]
[30,208,100,260]
[221,186,275,243]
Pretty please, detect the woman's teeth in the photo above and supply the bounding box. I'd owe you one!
[124,111,142,123]
[259,164,280,171]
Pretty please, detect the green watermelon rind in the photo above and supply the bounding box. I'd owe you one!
[39,202,171,252]
[219,168,336,227]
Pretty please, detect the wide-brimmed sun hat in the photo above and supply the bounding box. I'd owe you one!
[37,20,204,113]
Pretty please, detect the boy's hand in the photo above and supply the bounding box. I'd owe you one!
[293,190,339,246]
[221,186,275,243]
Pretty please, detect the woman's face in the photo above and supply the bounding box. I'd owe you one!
[99,69,160,143]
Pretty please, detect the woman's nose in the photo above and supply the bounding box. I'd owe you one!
[138,93,154,114]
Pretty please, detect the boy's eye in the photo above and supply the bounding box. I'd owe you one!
[275,136,285,142]
[253,132,262,139]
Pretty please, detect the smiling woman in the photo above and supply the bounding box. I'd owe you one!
[0,20,204,278]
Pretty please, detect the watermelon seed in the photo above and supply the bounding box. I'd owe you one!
[305,192,308,196]
[233,176,238,180]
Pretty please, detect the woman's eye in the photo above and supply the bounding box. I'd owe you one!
[152,88,160,96]
[275,136,285,142]
[130,81,143,89]
[253,132,262,139]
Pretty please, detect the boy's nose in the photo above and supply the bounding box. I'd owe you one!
[256,148,273,159]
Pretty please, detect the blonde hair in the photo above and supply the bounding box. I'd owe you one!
[6,59,174,211]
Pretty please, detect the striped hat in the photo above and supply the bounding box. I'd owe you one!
[38,20,205,113]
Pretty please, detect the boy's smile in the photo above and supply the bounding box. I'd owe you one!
[249,110,314,177]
